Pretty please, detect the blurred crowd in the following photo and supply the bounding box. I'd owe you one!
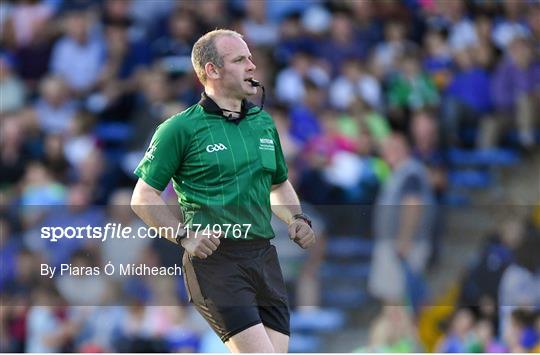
[1,0,539,352]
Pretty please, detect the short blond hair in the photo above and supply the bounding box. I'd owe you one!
[191,29,243,84]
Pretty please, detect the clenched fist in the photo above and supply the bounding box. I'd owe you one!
[288,219,316,249]
[181,230,221,259]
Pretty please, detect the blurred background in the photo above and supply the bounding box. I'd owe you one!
[1,0,540,352]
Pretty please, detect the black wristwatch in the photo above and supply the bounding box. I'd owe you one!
[293,213,312,228]
[176,226,188,245]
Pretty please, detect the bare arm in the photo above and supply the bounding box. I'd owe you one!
[270,179,315,249]
[130,179,183,244]
[395,194,422,257]
[270,180,302,225]
[131,179,220,258]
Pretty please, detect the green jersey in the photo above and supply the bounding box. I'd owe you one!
[134,94,288,240]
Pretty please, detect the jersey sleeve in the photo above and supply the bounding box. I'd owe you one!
[272,127,289,185]
[134,116,189,191]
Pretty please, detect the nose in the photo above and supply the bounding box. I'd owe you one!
[247,58,256,72]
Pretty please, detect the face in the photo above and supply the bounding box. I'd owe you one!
[213,35,257,98]
[382,135,408,168]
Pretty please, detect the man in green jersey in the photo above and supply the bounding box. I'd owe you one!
[131,29,315,353]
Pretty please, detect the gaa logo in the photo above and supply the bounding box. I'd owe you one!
[206,143,228,153]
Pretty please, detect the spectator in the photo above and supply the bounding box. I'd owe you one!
[42,134,71,183]
[318,12,367,77]
[491,37,540,149]
[0,114,32,190]
[492,0,530,50]
[195,0,229,31]
[498,224,540,339]
[503,308,539,352]
[2,0,56,88]
[0,53,26,113]
[372,20,418,79]
[0,217,20,292]
[55,249,108,306]
[240,0,279,48]
[328,57,382,112]
[410,111,447,199]
[20,161,67,230]
[361,306,421,352]
[387,54,439,131]
[34,75,78,134]
[275,50,328,106]
[50,7,106,95]
[152,8,196,75]
[273,12,313,65]
[422,29,453,91]
[527,4,540,55]
[442,47,493,148]
[368,133,435,307]
[347,0,383,51]
[439,0,479,51]
[436,308,477,352]
[345,97,392,147]
[88,14,151,120]
[26,286,82,353]
[63,110,98,169]
[28,183,104,267]
[288,78,325,145]
[270,106,300,161]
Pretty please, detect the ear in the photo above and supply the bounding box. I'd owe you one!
[204,62,220,80]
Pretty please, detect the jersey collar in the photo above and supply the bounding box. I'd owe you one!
[198,92,256,121]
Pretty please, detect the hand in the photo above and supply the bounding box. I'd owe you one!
[288,219,315,249]
[180,230,221,259]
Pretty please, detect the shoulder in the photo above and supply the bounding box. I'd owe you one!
[153,104,203,137]
[160,104,202,127]
[52,36,72,51]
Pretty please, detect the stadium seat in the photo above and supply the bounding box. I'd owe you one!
[322,287,369,308]
[94,122,132,143]
[448,170,493,189]
[325,236,373,259]
[320,261,371,280]
[290,308,346,333]
[442,191,471,206]
[288,334,322,353]
[448,148,519,167]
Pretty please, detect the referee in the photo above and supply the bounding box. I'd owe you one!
[131,29,315,353]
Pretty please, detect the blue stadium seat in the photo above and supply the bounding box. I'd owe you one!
[322,287,369,308]
[288,334,322,353]
[94,122,132,143]
[449,148,519,167]
[320,261,371,280]
[442,191,471,206]
[326,236,373,259]
[290,309,346,333]
[448,170,493,189]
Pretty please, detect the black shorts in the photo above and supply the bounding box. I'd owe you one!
[181,238,290,342]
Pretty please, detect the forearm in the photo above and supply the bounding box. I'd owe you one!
[396,197,422,246]
[131,182,184,244]
[270,180,302,225]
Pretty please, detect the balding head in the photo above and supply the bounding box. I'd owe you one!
[191,29,243,85]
